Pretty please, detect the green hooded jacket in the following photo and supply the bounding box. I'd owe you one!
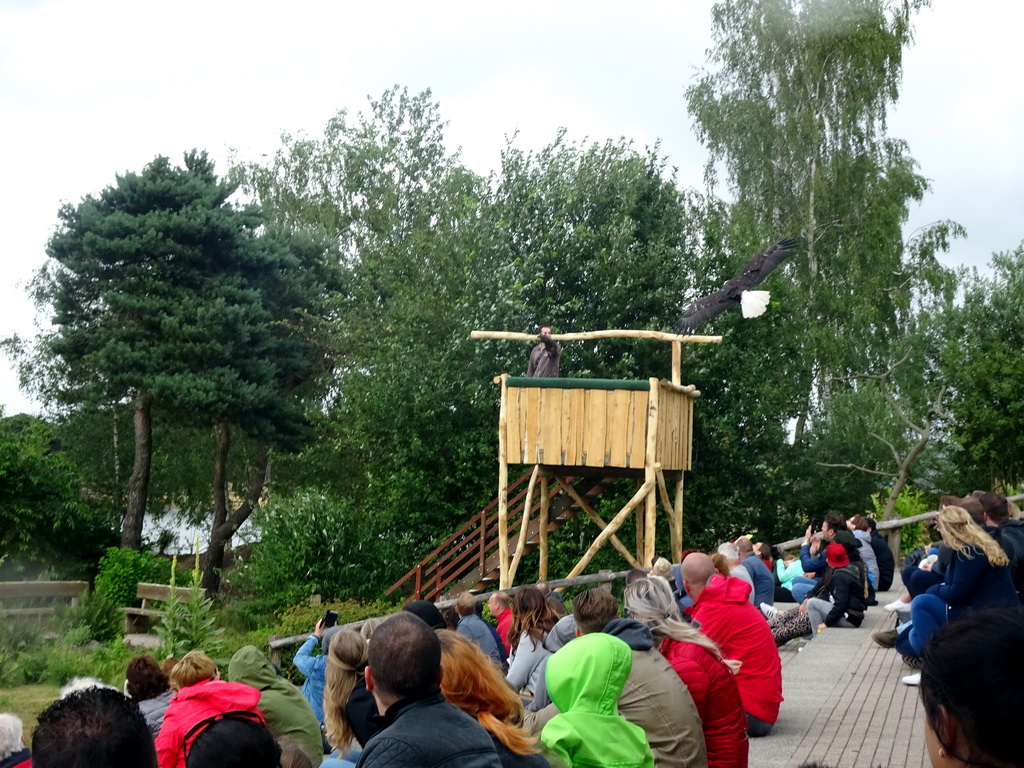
[540,633,654,768]
[228,645,323,764]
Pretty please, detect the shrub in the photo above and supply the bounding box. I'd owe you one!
[59,590,122,644]
[94,547,169,606]
[233,491,411,614]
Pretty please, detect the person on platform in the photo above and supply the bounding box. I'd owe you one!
[526,327,561,378]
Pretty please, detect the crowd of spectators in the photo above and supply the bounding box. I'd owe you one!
[5,492,1021,768]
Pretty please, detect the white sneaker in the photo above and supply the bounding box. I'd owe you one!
[759,602,778,620]
[902,672,921,686]
[884,599,912,614]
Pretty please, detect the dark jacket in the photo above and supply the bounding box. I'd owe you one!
[740,553,775,607]
[926,546,1018,622]
[491,735,552,768]
[989,519,1024,602]
[800,530,861,577]
[347,676,380,748]
[808,564,867,627]
[356,690,501,768]
[868,529,896,591]
[0,748,30,768]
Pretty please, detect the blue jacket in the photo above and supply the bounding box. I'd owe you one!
[740,553,775,607]
[457,613,502,664]
[293,635,326,724]
[926,546,1018,622]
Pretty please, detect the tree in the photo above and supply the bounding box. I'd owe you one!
[36,152,265,547]
[33,153,337,583]
[940,245,1024,488]
[686,0,960,433]
[0,412,117,577]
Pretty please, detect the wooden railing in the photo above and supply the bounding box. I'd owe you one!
[386,470,606,601]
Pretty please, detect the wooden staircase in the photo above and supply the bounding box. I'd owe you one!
[386,470,618,602]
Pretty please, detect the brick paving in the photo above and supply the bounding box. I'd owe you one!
[749,578,928,768]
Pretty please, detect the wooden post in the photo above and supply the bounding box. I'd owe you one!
[673,475,685,563]
[539,475,550,580]
[656,468,677,558]
[643,378,659,567]
[509,464,540,585]
[553,475,643,569]
[671,340,681,386]
[269,635,283,668]
[635,479,645,566]
[565,479,655,579]
[498,374,511,589]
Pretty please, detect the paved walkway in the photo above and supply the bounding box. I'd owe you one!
[749,580,927,768]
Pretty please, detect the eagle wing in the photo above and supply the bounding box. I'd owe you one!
[675,238,798,334]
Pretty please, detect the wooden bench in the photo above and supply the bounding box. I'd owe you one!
[0,580,90,621]
[122,582,204,634]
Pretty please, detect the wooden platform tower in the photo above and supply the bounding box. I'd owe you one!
[472,329,720,589]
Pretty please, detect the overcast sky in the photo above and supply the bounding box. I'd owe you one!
[2,0,1021,417]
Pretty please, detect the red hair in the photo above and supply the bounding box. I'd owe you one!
[437,631,538,755]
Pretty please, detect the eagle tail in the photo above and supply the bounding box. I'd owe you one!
[740,290,771,319]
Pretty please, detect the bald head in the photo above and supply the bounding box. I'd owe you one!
[736,538,753,557]
[680,552,717,601]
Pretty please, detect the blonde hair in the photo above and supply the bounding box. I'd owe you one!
[624,577,741,674]
[437,631,538,755]
[650,557,673,581]
[938,506,1009,567]
[360,617,383,640]
[710,552,731,577]
[169,650,217,690]
[323,630,368,751]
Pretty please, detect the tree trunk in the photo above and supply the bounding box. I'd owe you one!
[122,390,153,549]
[202,421,231,591]
[202,441,271,593]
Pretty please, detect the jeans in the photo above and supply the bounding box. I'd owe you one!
[790,576,819,603]
[902,566,943,597]
[907,593,948,655]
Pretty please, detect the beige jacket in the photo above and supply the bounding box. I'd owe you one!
[525,622,708,768]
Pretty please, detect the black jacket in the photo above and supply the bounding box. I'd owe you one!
[868,529,896,591]
[809,564,867,627]
[357,690,501,768]
[989,520,1024,603]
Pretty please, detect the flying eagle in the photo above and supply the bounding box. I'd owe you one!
[675,238,798,334]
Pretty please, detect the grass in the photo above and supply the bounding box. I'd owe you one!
[0,684,61,741]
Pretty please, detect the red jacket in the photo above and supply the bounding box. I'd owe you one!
[155,679,264,768]
[495,608,513,653]
[687,574,783,725]
[661,637,748,768]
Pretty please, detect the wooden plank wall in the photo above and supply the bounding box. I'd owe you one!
[654,386,693,471]
[505,384,692,470]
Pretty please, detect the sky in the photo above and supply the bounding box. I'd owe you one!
[2,0,1022,418]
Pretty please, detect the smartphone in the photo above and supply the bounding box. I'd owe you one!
[322,610,338,628]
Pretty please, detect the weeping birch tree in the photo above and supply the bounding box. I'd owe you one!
[686,0,961,440]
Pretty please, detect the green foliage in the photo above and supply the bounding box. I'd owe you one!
[155,557,224,658]
[0,413,117,578]
[234,491,410,609]
[871,485,929,553]
[94,547,169,607]
[59,590,123,644]
[939,246,1024,487]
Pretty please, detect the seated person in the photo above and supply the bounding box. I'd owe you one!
[32,687,158,768]
[920,608,1024,768]
[228,645,323,766]
[540,632,654,768]
[681,553,783,738]
[455,593,503,665]
[0,714,30,768]
[184,712,282,768]
[125,655,174,737]
[155,650,264,768]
